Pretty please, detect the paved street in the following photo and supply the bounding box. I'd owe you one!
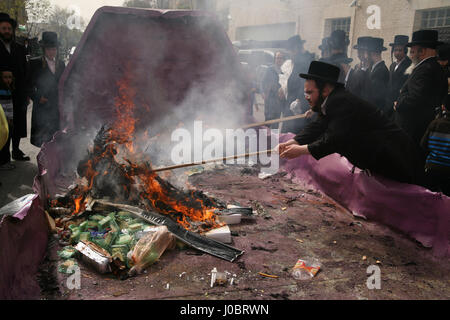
[0,104,41,208]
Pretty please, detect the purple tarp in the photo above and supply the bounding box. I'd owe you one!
[279,134,450,257]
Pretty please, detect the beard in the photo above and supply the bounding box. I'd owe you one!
[0,32,12,43]
[311,93,326,113]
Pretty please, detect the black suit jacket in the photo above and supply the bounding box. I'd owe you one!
[28,56,66,147]
[345,66,370,101]
[294,87,424,185]
[386,57,412,117]
[0,40,28,137]
[367,61,390,113]
[395,57,447,145]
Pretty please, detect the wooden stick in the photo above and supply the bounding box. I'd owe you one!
[153,149,274,173]
[239,114,307,129]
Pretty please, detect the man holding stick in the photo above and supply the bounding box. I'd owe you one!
[277,61,425,185]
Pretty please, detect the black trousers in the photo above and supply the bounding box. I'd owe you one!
[0,122,12,165]
[425,170,450,197]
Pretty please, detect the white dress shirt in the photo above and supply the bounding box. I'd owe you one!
[45,56,56,74]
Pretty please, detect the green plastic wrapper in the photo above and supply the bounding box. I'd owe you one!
[79,232,91,242]
[58,246,77,260]
[58,259,78,274]
[98,216,112,230]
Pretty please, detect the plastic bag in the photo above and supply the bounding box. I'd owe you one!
[0,105,8,150]
[129,226,176,275]
[291,258,321,280]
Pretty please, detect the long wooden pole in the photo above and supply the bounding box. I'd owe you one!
[239,114,307,129]
[153,149,275,173]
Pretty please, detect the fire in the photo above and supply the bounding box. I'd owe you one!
[56,69,223,232]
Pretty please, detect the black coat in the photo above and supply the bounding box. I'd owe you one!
[0,40,28,138]
[345,66,370,101]
[367,61,390,113]
[294,87,425,185]
[261,65,283,126]
[28,56,65,147]
[283,51,314,133]
[395,57,448,145]
[386,57,412,118]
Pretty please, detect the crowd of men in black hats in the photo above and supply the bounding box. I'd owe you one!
[272,29,449,195]
[0,12,65,173]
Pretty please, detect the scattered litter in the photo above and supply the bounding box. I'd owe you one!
[281,207,287,211]
[295,239,304,243]
[165,283,170,290]
[210,268,217,288]
[204,225,232,244]
[258,272,279,279]
[210,267,228,287]
[362,256,367,261]
[376,260,382,265]
[185,166,205,177]
[250,200,271,219]
[129,226,176,276]
[75,241,112,274]
[179,272,187,278]
[258,172,274,180]
[333,241,337,244]
[291,258,321,280]
[57,246,77,260]
[58,259,78,274]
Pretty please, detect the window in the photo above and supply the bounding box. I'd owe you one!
[419,7,450,43]
[324,17,351,38]
[420,7,450,28]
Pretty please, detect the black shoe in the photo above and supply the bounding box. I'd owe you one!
[12,150,31,161]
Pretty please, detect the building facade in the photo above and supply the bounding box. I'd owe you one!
[209,0,450,63]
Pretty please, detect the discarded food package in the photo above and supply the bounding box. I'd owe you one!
[57,246,77,260]
[291,258,321,280]
[75,241,112,274]
[58,258,78,274]
[129,226,176,276]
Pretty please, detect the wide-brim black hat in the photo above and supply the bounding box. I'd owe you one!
[353,36,372,50]
[287,35,306,50]
[39,31,60,47]
[300,61,344,86]
[329,30,350,50]
[319,37,331,50]
[406,30,444,48]
[437,43,450,61]
[389,35,409,47]
[0,12,17,29]
[366,37,387,52]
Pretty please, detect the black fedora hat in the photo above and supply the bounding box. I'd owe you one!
[353,36,372,50]
[287,35,306,50]
[319,37,331,50]
[300,61,343,86]
[366,37,387,52]
[437,44,450,61]
[407,29,444,48]
[39,31,59,47]
[329,30,350,50]
[0,12,17,29]
[389,35,409,47]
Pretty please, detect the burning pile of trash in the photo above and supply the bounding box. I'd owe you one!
[47,72,246,279]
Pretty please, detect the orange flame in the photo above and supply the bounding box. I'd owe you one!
[58,69,223,231]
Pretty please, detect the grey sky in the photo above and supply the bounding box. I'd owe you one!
[49,0,125,23]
